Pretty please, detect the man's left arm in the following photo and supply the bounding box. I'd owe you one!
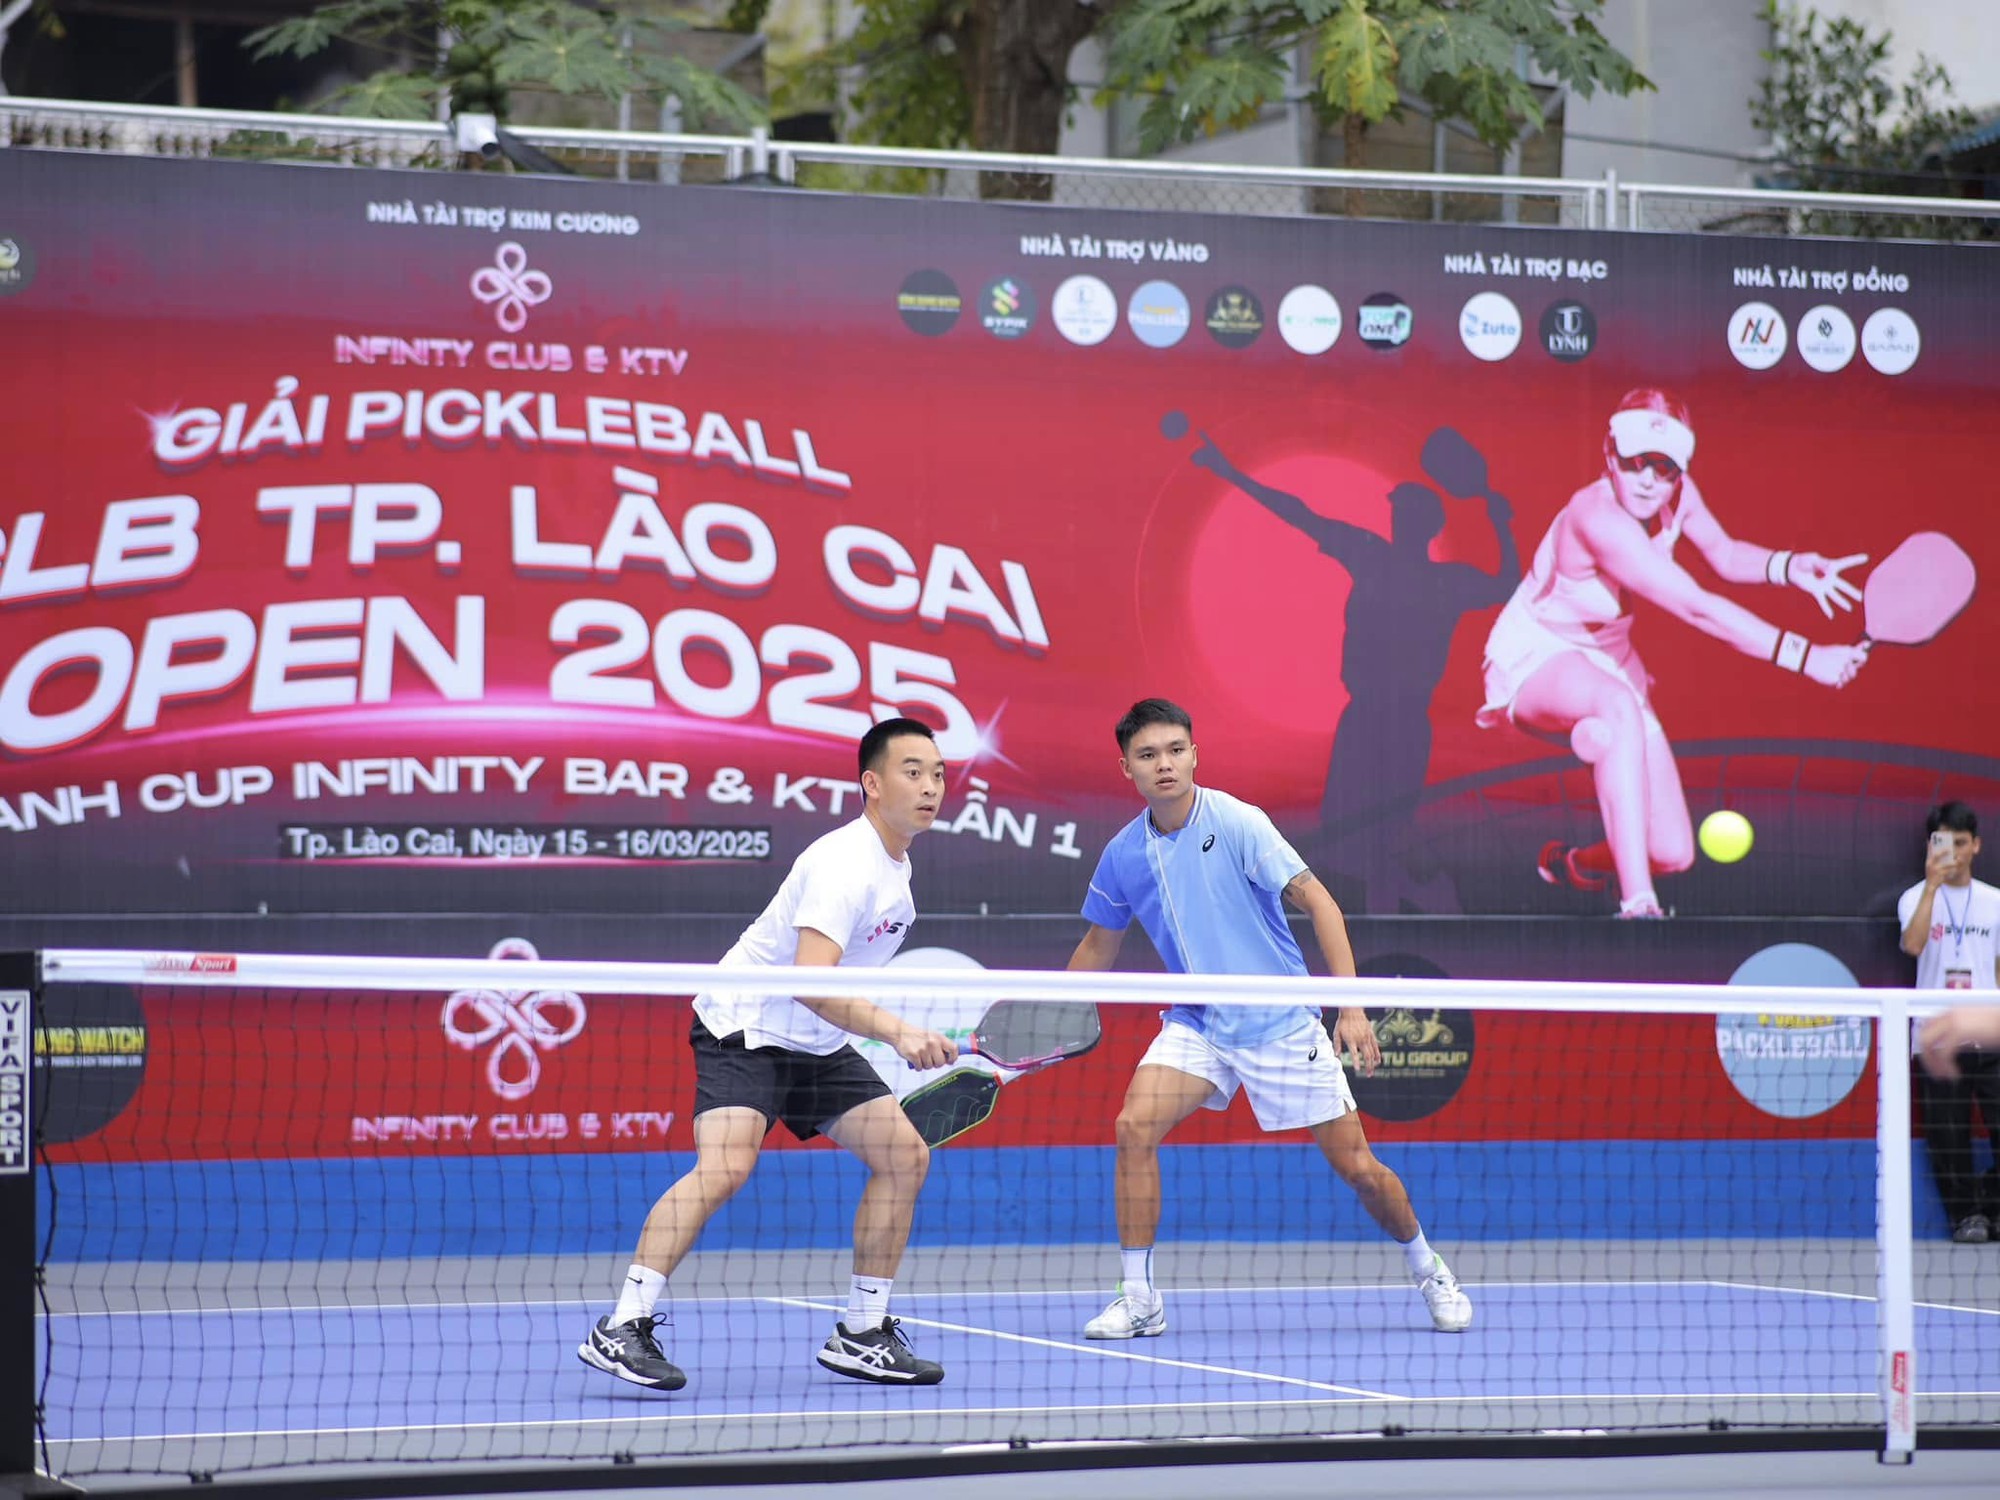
[1284,870,1378,1076]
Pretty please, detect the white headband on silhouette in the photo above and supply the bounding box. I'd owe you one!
[1608,408,1695,468]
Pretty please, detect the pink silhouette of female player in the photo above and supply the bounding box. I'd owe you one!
[1476,388,1870,917]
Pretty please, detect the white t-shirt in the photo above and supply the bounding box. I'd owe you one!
[1895,875,2000,1053]
[693,815,916,1055]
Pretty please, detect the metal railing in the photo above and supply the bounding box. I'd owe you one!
[6,95,1997,242]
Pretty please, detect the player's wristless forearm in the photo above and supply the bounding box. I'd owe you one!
[1770,630,1808,672]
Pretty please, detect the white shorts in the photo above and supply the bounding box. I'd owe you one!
[1140,1017,1356,1133]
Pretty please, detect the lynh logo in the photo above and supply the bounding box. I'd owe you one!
[441,937,585,1101]
[1539,300,1596,361]
[1727,300,1787,369]
[471,242,553,333]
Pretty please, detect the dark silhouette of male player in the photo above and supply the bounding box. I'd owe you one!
[1189,428,1522,911]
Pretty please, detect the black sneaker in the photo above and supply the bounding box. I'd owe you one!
[577,1314,687,1390]
[815,1317,944,1385]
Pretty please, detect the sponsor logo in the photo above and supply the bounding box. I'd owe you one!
[1458,291,1522,362]
[0,992,26,1173]
[1051,274,1117,346]
[1715,944,1866,1118]
[0,236,33,296]
[29,984,149,1148]
[1795,304,1856,373]
[1345,956,1474,1122]
[442,937,586,1101]
[470,241,553,333]
[1204,285,1265,349]
[896,269,961,336]
[1727,300,1787,369]
[979,276,1035,339]
[145,953,239,974]
[1860,307,1921,375]
[1539,299,1596,361]
[1357,293,1413,350]
[1202,834,1216,852]
[1277,285,1342,355]
[1126,279,1191,349]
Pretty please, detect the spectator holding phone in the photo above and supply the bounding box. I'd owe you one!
[1898,802,2000,1243]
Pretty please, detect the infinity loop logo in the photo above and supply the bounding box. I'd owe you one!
[441,937,585,1099]
[469,242,553,332]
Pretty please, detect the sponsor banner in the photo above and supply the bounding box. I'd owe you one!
[32,917,1893,1164]
[0,152,1995,925]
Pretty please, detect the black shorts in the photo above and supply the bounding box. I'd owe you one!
[690,1018,893,1141]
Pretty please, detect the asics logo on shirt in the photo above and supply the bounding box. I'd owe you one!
[1202,834,1216,852]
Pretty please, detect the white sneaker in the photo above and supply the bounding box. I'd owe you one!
[1083,1284,1166,1339]
[1417,1260,1472,1332]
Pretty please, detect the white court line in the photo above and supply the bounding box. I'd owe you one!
[45,1278,1996,1321]
[768,1296,1396,1399]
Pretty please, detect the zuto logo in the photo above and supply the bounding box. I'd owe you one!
[442,937,586,1101]
[1727,300,1787,369]
[470,242,553,333]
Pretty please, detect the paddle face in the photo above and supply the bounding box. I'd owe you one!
[1864,532,1976,645]
[1419,426,1489,500]
[900,1067,1000,1147]
[968,999,1102,1070]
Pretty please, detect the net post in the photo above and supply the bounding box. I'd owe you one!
[1875,989,1916,1463]
[0,951,38,1486]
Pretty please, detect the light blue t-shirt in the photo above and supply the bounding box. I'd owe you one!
[1081,786,1319,1047]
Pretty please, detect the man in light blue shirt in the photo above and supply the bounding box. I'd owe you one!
[1068,697,1472,1336]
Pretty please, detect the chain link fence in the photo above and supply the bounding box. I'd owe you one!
[5,97,1997,243]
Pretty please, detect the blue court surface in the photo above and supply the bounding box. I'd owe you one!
[38,1280,2000,1470]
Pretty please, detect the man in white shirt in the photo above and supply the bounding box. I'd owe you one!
[578,718,956,1389]
[1898,801,2000,1243]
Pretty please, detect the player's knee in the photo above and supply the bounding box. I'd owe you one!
[898,1134,932,1184]
[1569,716,1615,763]
[1330,1145,1384,1190]
[1113,1109,1165,1153]
[694,1154,756,1204]
[1654,839,1695,875]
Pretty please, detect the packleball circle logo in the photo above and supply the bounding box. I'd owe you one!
[1727,300,1787,369]
[1458,291,1522,362]
[1539,299,1596,361]
[1861,307,1921,375]
[897,269,962,336]
[1795,303,1856,373]
[1052,274,1118,346]
[1127,279,1192,349]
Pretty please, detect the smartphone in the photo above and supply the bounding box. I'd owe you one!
[1931,829,1956,864]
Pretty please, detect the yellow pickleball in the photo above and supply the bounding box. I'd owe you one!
[1699,809,1754,864]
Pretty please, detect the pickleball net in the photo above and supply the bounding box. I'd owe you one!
[14,948,1998,1487]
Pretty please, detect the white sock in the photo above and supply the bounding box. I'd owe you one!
[846,1274,892,1331]
[1120,1246,1157,1303]
[1400,1231,1438,1281]
[611,1263,666,1325]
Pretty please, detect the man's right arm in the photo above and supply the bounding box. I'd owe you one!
[1900,846,1956,957]
[1067,924,1125,971]
[1901,887,1936,957]
[789,927,954,1069]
